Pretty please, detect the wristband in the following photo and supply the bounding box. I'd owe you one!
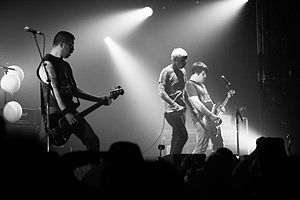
[61,108,71,115]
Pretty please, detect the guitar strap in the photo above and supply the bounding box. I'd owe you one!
[172,67,186,108]
[173,67,185,91]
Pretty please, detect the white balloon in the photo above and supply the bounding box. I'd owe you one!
[0,73,21,94]
[7,65,24,82]
[3,101,23,123]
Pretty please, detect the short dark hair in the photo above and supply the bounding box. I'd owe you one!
[191,61,208,74]
[53,31,75,46]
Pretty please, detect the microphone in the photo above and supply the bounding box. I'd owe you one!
[24,26,43,35]
[221,75,231,86]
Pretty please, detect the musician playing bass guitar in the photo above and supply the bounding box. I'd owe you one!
[36,31,112,152]
[186,61,228,154]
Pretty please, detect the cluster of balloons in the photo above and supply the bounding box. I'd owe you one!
[1,65,24,123]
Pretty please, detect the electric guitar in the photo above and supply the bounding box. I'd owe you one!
[203,89,235,130]
[49,86,124,146]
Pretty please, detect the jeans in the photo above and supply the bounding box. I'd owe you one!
[164,111,188,154]
[192,119,224,154]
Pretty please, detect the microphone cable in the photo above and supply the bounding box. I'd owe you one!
[142,113,166,155]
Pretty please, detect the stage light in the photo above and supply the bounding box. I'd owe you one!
[142,7,153,17]
[130,6,153,20]
[74,6,155,47]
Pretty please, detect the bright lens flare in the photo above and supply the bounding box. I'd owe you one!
[143,7,153,17]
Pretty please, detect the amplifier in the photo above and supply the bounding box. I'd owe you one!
[1,108,41,137]
[15,108,41,125]
[1,107,41,126]
[6,123,40,136]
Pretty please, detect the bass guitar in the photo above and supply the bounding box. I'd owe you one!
[49,86,124,146]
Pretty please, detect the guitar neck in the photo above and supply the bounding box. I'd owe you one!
[75,99,105,119]
[221,96,230,108]
[72,87,123,120]
[216,95,231,115]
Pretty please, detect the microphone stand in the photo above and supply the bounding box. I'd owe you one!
[29,32,51,152]
[224,83,244,156]
[234,103,244,156]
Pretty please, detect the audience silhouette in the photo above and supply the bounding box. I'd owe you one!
[232,136,299,200]
[1,115,299,200]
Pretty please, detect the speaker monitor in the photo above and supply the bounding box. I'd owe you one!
[5,123,40,136]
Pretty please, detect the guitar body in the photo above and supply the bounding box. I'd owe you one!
[49,113,77,146]
[202,105,221,135]
[201,90,235,135]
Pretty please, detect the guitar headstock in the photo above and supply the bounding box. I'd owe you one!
[109,86,124,100]
[227,90,235,97]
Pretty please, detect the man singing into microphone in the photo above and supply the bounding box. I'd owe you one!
[185,61,224,154]
[36,31,112,152]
